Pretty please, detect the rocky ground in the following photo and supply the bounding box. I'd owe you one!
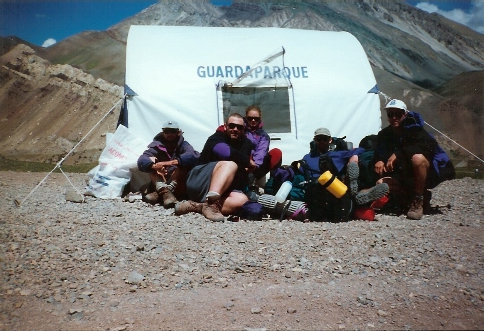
[0,171,482,330]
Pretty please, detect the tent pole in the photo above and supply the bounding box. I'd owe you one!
[14,95,126,207]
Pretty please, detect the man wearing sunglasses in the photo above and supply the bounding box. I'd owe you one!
[374,99,454,220]
[176,113,253,222]
[137,120,200,208]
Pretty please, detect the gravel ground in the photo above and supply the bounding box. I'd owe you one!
[0,171,483,330]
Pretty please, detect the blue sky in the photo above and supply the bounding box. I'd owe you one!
[1,0,482,48]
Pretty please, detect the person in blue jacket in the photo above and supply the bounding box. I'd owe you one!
[137,120,199,208]
[374,99,455,220]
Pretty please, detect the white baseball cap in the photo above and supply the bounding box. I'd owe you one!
[384,99,407,112]
[162,120,180,130]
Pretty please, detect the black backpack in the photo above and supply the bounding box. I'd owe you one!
[298,158,353,222]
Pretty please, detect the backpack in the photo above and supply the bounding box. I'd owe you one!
[357,134,379,189]
[298,159,353,222]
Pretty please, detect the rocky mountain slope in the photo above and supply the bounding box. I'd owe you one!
[44,0,484,88]
[0,43,123,164]
[0,0,483,165]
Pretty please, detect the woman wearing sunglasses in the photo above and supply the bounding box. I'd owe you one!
[244,105,282,191]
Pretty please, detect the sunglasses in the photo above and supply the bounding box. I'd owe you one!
[387,110,405,118]
[247,116,261,122]
[314,135,331,142]
[227,123,245,130]
[163,128,179,134]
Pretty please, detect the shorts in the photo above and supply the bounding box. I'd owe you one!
[186,161,217,202]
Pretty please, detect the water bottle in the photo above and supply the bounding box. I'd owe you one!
[317,171,347,198]
[274,181,292,203]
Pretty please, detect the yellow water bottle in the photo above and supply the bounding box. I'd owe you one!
[317,171,347,198]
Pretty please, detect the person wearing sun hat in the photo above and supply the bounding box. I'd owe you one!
[137,120,200,208]
[374,99,454,220]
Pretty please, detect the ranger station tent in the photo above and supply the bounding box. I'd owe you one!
[120,25,381,165]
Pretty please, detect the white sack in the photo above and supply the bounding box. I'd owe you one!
[85,124,148,199]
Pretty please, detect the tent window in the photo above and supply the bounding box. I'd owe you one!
[221,85,291,133]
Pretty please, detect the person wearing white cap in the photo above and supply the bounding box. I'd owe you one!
[137,120,200,208]
[374,99,454,220]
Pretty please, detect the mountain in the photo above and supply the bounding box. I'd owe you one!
[0,0,483,166]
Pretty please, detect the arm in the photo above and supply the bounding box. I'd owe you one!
[177,141,200,169]
[137,141,162,172]
[251,131,270,167]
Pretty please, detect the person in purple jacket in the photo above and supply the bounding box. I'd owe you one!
[244,105,282,189]
[137,120,199,208]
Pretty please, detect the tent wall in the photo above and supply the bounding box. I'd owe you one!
[124,26,381,165]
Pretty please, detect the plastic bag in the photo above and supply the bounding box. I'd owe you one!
[85,125,148,199]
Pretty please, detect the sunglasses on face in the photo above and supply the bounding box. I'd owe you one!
[163,128,179,134]
[247,116,261,122]
[387,110,405,118]
[314,135,331,142]
[227,123,245,130]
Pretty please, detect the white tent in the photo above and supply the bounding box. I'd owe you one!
[121,25,381,165]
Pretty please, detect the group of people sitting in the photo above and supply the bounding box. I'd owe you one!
[136,100,454,222]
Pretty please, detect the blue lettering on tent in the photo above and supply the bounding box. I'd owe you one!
[196,65,308,79]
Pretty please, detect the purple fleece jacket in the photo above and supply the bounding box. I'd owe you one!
[137,132,199,173]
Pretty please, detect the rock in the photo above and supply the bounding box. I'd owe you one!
[126,271,145,285]
[65,188,85,203]
[251,307,262,314]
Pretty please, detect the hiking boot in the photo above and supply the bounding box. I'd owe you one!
[158,187,177,209]
[407,195,424,220]
[346,162,359,197]
[202,201,225,222]
[355,183,389,205]
[174,200,203,215]
[143,191,160,205]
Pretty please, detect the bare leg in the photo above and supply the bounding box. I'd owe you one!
[411,154,430,196]
[208,161,238,196]
[221,191,248,215]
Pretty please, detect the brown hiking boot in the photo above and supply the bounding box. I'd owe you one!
[143,191,160,205]
[158,187,177,209]
[174,200,203,215]
[407,195,424,220]
[202,201,225,222]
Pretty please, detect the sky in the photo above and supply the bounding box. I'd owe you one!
[0,0,483,48]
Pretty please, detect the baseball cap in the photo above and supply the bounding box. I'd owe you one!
[162,120,180,130]
[384,99,407,112]
[314,127,331,137]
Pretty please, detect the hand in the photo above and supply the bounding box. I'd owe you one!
[374,161,385,176]
[385,153,397,173]
[152,162,170,180]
